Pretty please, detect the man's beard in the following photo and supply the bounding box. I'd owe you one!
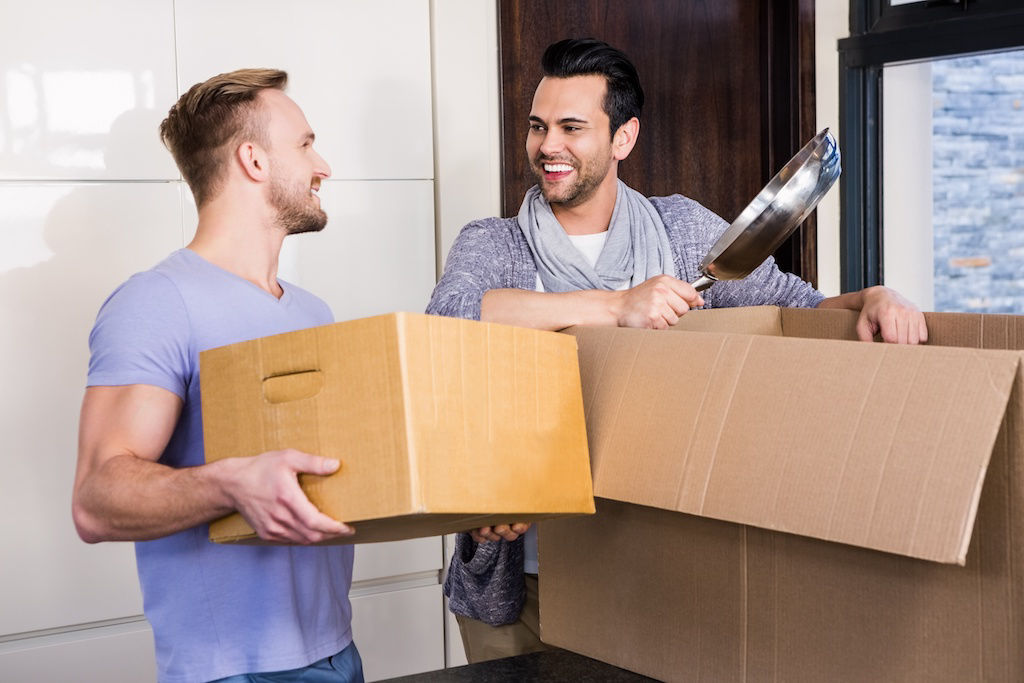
[270,174,327,235]
[531,153,610,208]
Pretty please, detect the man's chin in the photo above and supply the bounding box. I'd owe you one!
[540,187,585,208]
[283,213,328,235]
[538,184,569,204]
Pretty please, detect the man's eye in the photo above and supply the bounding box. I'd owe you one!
[564,126,580,133]
[529,124,545,132]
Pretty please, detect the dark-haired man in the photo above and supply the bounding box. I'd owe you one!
[428,38,927,663]
[73,69,364,682]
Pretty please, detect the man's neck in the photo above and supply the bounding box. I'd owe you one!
[550,174,619,236]
[187,197,286,297]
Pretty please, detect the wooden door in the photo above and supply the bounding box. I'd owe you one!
[498,0,817,283]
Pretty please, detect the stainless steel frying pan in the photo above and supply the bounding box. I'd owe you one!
[690,128,841,292]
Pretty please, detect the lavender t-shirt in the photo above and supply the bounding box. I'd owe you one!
[88,249,353,683]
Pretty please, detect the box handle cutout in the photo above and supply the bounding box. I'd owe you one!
[262,370,324,404]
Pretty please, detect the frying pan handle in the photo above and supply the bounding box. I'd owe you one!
[691,274,717,292]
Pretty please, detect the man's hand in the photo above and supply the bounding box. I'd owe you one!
[854,286,928,344]
[614,275,705,329]
[221,449,354,544]
[470,522,532,543]
[817,285,928,345]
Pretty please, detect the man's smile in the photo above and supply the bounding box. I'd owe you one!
[541,161,575,181]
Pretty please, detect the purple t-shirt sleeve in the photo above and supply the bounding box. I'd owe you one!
[87,271,192,399]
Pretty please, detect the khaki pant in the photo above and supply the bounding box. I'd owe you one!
[454,574,555,664]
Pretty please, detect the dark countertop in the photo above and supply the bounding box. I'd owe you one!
[379,649,659,682]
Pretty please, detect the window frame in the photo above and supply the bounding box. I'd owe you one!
[837,0,1024,291]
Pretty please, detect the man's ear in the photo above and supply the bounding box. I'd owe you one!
[612,117,640,161]
[236,141,268,182]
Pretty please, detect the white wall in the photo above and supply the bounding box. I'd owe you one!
[815,0,849,296]
[0,0,498,680]
[882,61,934,310]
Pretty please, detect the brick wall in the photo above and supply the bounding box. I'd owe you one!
[932,52,1024,313]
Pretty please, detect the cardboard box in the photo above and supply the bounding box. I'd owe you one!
[200,312,594,544]
[540,306,1024,682]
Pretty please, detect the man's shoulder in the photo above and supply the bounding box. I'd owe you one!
[106,258,185,308]
[450,215,523,252]
[648,193,727,234]
[648,193,713,218]
[460,215,519,233]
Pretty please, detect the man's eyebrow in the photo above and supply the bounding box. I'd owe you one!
[528,115,589,125]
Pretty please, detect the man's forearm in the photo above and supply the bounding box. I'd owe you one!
[816,288,871,310]
[73,454,236,543]
[481,288,620,330]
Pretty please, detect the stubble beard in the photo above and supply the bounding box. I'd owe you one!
[532,153,611,209]
[270,174,327,235]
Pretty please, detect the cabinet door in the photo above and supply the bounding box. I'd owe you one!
[351,584,446,681]
[0,620,156,683]
[174,0,434,181]
[0,183,184,635]
[0,0,178,181]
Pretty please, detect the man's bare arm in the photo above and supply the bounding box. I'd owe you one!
[72,384,352,544]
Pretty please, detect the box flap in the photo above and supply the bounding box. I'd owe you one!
[566,325,1020,564]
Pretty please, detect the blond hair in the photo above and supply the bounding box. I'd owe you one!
[159,68,288,206]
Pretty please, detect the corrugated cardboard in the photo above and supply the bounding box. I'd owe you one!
[200,312,594,544]
[540,306,1024,682]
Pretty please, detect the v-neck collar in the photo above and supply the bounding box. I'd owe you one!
[180,248,291,304]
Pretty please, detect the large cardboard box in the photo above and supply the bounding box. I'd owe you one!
[540,306,1024,682]
[200,312,594,544]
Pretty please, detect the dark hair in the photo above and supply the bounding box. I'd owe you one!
[541,38,644,137]
[159,68,288,206]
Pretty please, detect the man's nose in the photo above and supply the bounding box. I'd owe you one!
[314,149,332,179]
[538,130,564,157]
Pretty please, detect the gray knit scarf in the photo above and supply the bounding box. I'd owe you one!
[516,180,677,292]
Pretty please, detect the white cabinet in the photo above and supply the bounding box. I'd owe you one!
[0,621,156,683]
[281,180,437,319]
[352,584,445,681]
[0,0,179,180]
[0,182,183,635]
[174,0,434,181]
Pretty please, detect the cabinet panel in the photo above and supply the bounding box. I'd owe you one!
[351,584,445,681]
[0,183,184,635]
[284,179,436,320]
[0,1,179,180]
[354,537,442,583]
[174,0,434,181]
[0,622,156,683]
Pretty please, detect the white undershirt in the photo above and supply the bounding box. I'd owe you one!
[524,230,623,574]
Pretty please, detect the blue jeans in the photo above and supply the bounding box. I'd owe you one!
[212,642,364,682]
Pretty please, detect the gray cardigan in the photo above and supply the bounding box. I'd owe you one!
[427,193,823,626]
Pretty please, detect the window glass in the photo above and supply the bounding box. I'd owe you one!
[883,49,1024,313]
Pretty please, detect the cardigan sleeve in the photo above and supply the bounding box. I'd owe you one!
[426,219,514,321]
